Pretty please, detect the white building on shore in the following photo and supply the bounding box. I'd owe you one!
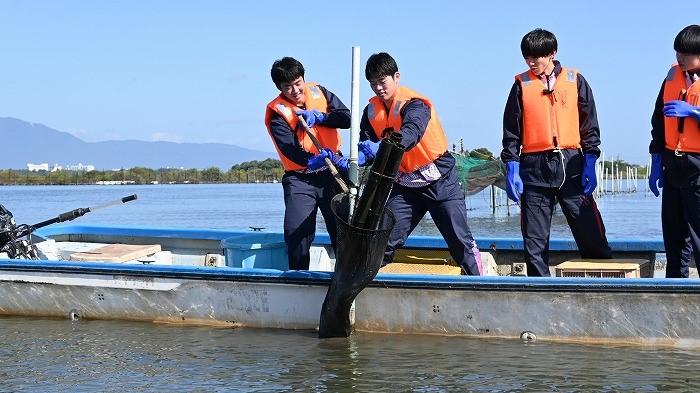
[27,163,62,172]
[27,163,94,172]
[65,163,95,172]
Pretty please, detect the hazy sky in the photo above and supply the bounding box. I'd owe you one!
[0,1,693,164]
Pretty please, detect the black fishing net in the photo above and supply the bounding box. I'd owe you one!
[318,193,396,338]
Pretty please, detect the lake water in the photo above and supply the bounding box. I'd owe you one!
[2,183,696,392]
[0,182,663,239]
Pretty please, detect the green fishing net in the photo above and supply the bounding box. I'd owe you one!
[451,151,506,196]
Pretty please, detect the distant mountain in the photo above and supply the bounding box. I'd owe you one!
[0,117,276,170]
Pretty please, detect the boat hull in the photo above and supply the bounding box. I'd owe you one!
[0,224,696,347]
[356,278,700,346]
[0,262,330,328]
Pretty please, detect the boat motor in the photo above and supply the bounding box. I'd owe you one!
[0,195,138,259]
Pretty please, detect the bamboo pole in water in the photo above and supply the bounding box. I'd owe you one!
[601,160,604,195]
[506,188,511,216]
[603,167,607,194]
[609,157,613,194]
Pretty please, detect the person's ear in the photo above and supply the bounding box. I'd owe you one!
[394,72,401,83]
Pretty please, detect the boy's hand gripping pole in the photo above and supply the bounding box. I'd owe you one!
[298,115,349,193]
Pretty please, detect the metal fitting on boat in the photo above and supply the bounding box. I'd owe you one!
[68,309,82,321]
[520,331,537,341]
[511,262,528,276]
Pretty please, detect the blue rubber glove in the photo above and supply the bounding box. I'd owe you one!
[357,150,368,166]
[505,161,523,203]
[358,140,381,159]
[334,157,348,171]
[581,153,598,196]
[663,100,700,121]
[296,109,325,128]
[331,151,368,172]
[307,148,333,171]
[649,153,664,197]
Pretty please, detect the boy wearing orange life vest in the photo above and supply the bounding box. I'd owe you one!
[358,52,482,275]
[500,28,612,277]
[649,25,700,278]
[264,57,351,270]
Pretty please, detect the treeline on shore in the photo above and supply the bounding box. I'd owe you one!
[0,151,649,186]
[0,159,285,185]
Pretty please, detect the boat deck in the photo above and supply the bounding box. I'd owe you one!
[28,224,677,277]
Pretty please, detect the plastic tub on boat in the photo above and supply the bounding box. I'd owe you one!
[221,233,288,269]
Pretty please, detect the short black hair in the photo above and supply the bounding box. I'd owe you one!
[521,28,558,58]
[270,57,305,89]
[674,25,700,55]
[365,52,398,81]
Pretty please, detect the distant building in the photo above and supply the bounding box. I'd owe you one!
[26,163,70,172]
[65,163,95,172]
[27,163,49,171]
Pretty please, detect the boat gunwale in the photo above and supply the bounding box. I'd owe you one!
[1,258,699,294]
[10,223,685,293]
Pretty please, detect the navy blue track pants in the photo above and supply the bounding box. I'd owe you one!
[661,184,700,278]
[282,171,340,270]
[384,167,481,275]
[521,180,612,277]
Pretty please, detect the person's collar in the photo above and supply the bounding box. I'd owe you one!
[551,61,562,77]
[537,60,561,80]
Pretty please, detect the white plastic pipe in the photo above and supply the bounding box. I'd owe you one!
[348,46,361,219]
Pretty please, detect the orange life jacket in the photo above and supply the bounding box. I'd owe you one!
[264,82,342,171]
[663,64,700,153]
[517,68,581,153]
[367,86,447,172]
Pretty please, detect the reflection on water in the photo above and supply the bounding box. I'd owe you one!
[1,317,698,392]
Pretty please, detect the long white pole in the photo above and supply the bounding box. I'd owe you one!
[348,46,361,219]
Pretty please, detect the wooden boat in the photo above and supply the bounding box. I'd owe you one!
[1,223,698,347]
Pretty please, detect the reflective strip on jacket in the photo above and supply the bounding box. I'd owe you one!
[517,68,581,153]
[367,86,447,172]
[264,82,342,171]
[663,64,700,153]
